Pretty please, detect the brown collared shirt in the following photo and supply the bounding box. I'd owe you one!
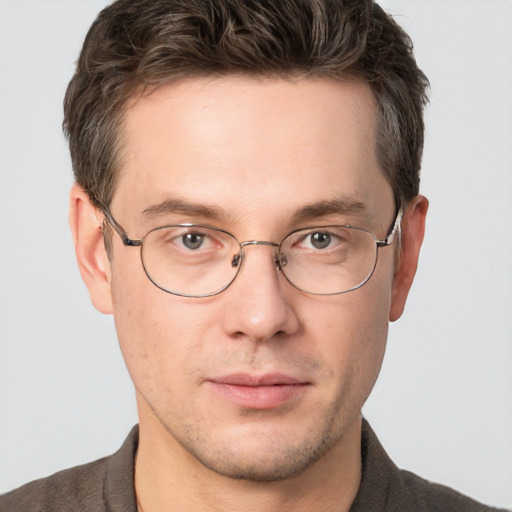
[1,421,507,511]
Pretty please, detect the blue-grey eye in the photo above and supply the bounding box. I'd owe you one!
[310,232,331,249]
[182,233,204,250]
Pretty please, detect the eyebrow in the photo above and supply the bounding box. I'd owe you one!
[142,198,223,219]
[141,196,367,224]
[291,198,368,223]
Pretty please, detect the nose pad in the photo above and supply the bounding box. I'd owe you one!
[231,252,242,268]
[276,252,287,268]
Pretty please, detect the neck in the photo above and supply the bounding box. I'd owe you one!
[134,414,362,512]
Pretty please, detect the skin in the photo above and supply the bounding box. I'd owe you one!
[69,76,428,512]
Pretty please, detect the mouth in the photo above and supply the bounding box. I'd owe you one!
[205,373,311,410]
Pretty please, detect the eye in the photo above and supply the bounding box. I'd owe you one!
[171,230,217,251]
[181,232,206,250]
[309,231,332,249]
[146,226,237,263]
[299,230,339,250]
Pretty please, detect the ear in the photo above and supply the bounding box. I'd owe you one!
[389,195,428,322]
[69,184,113,314]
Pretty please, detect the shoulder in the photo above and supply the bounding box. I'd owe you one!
[0,456,110,512]
[352,419,509,512]
[396,468,509,512]
[0,425,138,512]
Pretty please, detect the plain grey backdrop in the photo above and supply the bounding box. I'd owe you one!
[0,0,511,507]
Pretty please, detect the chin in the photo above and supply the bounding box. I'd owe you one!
[190,438,330,482]
[168,414,346,483]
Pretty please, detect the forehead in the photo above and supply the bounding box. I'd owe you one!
[113,76,392,227]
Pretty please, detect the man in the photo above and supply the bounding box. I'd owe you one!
[1,0,508,510]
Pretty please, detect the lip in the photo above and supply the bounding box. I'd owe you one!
[205,373,310,410]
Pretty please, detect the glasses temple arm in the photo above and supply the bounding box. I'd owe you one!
[376,207,403,247]
[100,206,142,247]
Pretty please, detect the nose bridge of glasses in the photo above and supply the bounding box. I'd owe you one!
[231,240,282,269]
[240,240,279,248]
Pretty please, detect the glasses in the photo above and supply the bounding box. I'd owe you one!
[102,208,402,298]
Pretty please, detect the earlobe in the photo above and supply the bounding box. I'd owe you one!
[389,195,429,322]
[69,184,114,314]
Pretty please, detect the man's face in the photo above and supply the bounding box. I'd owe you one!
[85,77,409,480]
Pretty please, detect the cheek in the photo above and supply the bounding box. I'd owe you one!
[303,264,392,400]
[109,255,216,391]
[305,270,391,353]
[345,261,394,392]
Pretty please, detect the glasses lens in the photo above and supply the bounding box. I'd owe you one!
[141,225,241,296]
[279,226,378,295]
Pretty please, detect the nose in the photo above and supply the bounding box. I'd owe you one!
[221,243,300,343]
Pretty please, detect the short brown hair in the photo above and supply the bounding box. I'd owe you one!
[63,0,429,211]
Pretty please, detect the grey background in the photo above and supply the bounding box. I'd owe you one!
[0,0,511,507]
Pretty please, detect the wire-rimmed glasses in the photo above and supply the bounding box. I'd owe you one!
[102,208,402,297]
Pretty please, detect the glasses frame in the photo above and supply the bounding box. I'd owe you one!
[101,207,403,297]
